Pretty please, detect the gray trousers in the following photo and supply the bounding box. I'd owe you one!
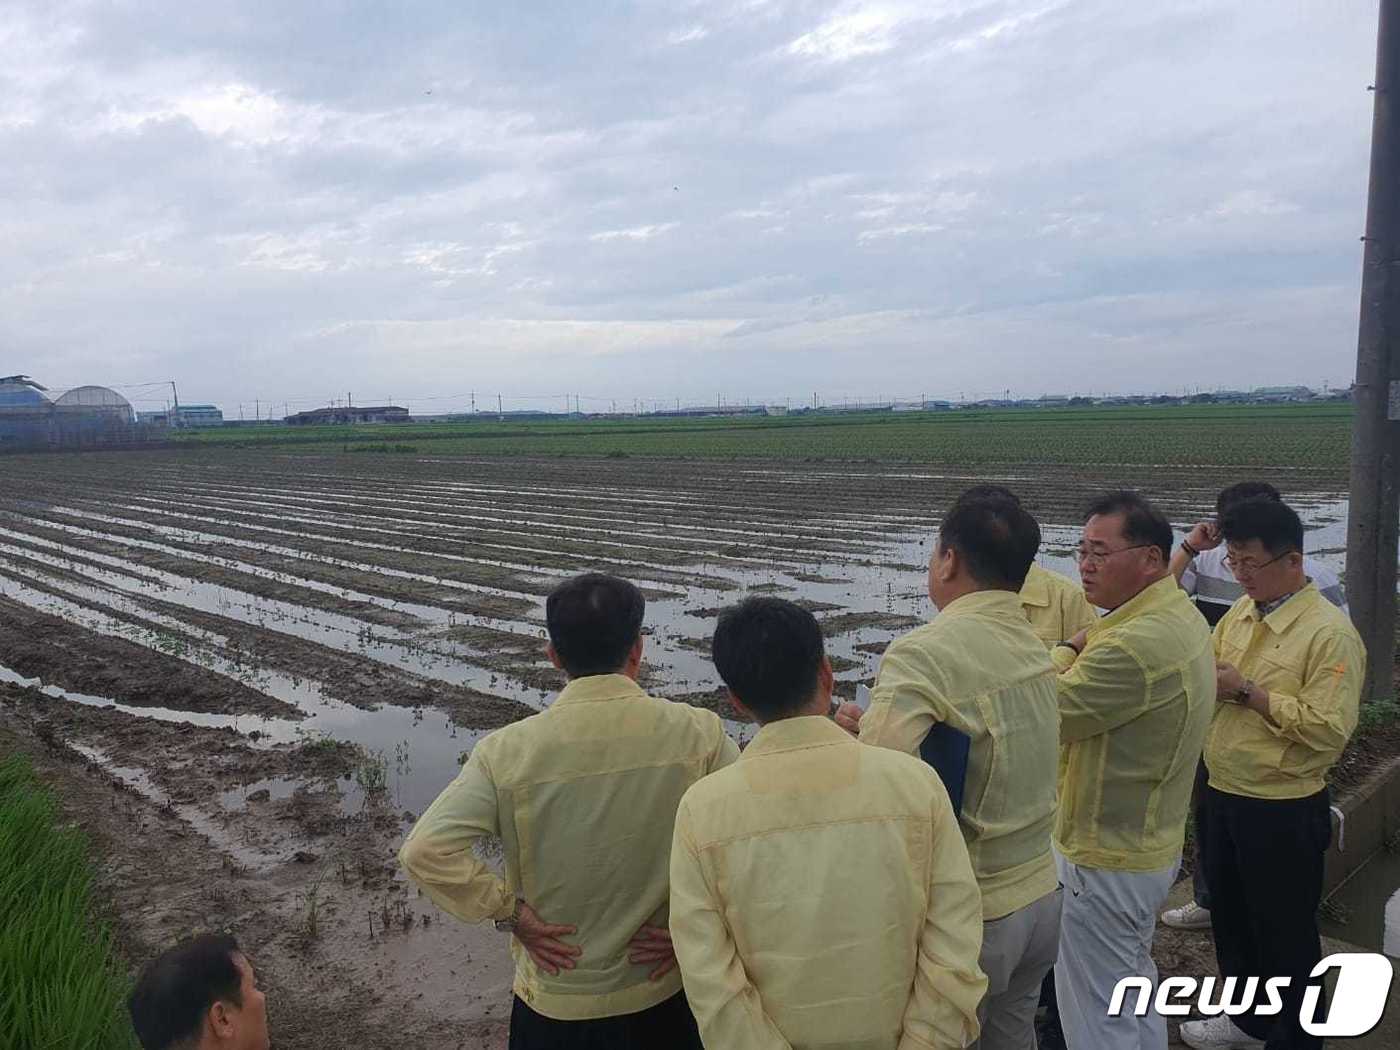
[1053,849,1179,1050]
[972,886,1063,1050]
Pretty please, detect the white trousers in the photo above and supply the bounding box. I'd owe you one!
[1053,849,1178,1050]
[973,886,1063,1050]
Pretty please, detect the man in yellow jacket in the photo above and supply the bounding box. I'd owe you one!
[1179,499,1363,1050]
[670,597,987,1050]
[1052,491,1215,1050]
[953,485,1100,649]
[837,491,1063,1050]
[400,573,738,1049]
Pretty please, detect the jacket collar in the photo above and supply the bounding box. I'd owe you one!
[742,715,855,759]
[552,673,649,707]
[1019,564,1053,608]
[1094,574,1180,635]
[938,588,1027,620]
[1246,582,1321,633]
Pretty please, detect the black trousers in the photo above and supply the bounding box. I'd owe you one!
[508,992,704,1050]
[1200,783,1331,1050]
[1189,758,1212,909]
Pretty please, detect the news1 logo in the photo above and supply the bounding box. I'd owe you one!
[1108,953,1394,1037]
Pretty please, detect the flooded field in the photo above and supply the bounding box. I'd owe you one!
[0,448,1354,1047]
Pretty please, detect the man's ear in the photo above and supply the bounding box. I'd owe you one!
[628,635,644,667]
[727,689,757,723]
[208,999,235,1041]
[935,543,959,583]
[545,642,563,671]
[817,655,834,701]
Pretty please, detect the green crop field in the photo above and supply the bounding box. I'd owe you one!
[0,754,137,1050]
[173,402,1354,471]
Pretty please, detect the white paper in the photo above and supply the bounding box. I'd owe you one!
[854,684,873,712]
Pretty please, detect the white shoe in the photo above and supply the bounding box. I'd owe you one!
[1161,900,1212,929]
[1179,1014,1265,1049]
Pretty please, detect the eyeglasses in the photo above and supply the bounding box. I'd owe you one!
[1223,550,1295,575]
[1075,543,1153,568]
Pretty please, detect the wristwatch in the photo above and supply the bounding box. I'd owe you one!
[1228,680,1254,705]
[494,898,524,933]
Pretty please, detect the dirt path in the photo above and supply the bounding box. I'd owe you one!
[0,686,515,1050]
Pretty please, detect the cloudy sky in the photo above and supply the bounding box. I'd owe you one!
[2,2,1380,414]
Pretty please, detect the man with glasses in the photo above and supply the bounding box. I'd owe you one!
[1162,481,1347,933]
[1178,499,1363,1050]
[1171,482,1347,629]
[1051,491,1215,1050]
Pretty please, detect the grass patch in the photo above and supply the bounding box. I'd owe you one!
[1357,693,1400,735]
[0,753,137,1049]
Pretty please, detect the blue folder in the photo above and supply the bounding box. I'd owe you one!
[919,723,971,817]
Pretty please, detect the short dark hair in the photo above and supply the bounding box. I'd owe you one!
[1216,481,1281,516]
[1219,497,1304,557]
[712,597,825,721]
[954,484,1021,506]
[129,934,243,1050]
[545,573,645,677]
[939,497,1041,590]
[1084,490,1173,564]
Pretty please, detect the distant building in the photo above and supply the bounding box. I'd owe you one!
[0,375,54,446]
[175,404,223,427]
[54,385,135,423]
[1,377,147,448]
[1250,386,1315,402]
[285,405,410,426]
[138,404,224,428]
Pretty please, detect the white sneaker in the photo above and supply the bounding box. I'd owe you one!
[1161,900,1212,929]
[1179,1014,1265,1049]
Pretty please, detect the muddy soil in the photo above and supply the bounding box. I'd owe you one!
[0,521,426,629]
[133,596,541,730]
[0,553,539,729]
[817,610,926,636]
[0,596,300,719]
[1,506,538,620]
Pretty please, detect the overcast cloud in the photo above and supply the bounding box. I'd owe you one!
[0,1,1379,414]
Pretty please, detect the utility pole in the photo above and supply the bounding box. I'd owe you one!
[169,381,181,428]
[471,391,476,415]
[497,393,503,420]
[1348,0,1400,703]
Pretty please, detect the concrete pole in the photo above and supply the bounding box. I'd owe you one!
[1347,0,1400,703]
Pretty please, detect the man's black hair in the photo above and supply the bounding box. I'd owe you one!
[545,573,646,677]
[1219,497,1304,557]
[129,934,243,1050]
[939,497,1041,590]
[954,484,1021,506]
[712,597,825,721]
[1084,490,1173,565]
[1216,481,1281,516]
